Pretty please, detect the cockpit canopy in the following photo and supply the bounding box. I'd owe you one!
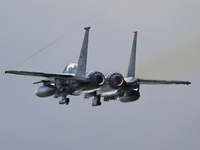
[63,63,78,74]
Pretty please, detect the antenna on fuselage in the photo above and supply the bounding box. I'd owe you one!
[75,27,91,77]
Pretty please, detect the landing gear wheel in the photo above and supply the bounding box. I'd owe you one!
[65,98,70,105]
[59,99,66,105]
[59,95,70,105]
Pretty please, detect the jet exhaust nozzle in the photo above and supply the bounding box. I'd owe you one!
[86,70,105,88]
[105,72,124,89]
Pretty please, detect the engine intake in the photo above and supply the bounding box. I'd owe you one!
[86,70,105,88]
[105,72,124,89]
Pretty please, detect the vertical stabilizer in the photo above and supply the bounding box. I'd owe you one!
[75,27,91,77]
[127,31,138,78]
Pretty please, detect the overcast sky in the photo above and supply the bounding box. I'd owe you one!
[1,0,200,150]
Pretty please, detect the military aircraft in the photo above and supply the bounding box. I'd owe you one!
[5,27,191,106]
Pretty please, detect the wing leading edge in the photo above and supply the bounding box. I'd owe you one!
[5,70,89,82]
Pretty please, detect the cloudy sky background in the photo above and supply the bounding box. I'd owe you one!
[1,0,200,149]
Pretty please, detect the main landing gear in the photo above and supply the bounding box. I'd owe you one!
[59,95,70,105]
[92,96,101,107]
[58,95,102,106]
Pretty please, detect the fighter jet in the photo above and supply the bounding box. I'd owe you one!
[5,27,191,106]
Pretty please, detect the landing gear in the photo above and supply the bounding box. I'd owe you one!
[65,98,70,105]
[92,96,101,107]
[59,95,70,105]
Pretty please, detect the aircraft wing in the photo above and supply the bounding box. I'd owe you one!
[5,70,89,82]
[137,78,191,85]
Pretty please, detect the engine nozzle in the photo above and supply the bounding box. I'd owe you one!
[105,72,124,89]
[86,70,105,88]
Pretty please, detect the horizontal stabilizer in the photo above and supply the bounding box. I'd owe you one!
[5,70,89,82]
[137,78,191,85]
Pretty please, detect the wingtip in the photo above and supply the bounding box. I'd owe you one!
[5,70,9,74]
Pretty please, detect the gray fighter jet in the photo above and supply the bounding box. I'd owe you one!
[5,27,191,106]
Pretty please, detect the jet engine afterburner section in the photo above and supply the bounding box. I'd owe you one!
[86,70,105,88]
[105,72,124,89]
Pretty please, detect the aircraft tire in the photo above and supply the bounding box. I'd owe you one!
[65,98,70,105]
